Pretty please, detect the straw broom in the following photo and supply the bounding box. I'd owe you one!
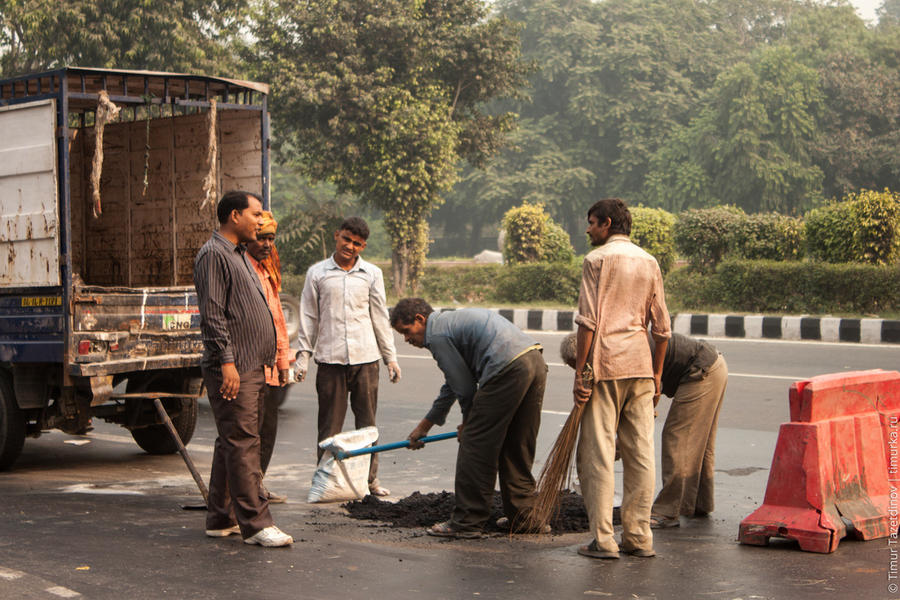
[522,401,586,531]
[521,333,590,531]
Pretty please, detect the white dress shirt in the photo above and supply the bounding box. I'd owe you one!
[296,255,397,367]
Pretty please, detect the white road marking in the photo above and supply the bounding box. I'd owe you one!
[397,354,808,381]
[728,372,806,381]
[84,432,214,453]
[0,567,23,580]
[46,586,81,598]
[60,483,144,495]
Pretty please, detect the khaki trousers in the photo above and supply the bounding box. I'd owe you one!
[204,367,274,538]
[577,377,655,553]
[652,355,727,518]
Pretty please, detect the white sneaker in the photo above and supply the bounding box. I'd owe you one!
[205,525,240,538]
[243,526,293,547]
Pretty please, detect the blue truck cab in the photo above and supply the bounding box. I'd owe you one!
[0,68,293,469]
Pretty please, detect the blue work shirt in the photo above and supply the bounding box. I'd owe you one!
[423,309,539,425]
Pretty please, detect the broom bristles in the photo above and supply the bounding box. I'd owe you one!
[521,402,586,531]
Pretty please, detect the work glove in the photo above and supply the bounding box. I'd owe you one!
[294,352,310,382]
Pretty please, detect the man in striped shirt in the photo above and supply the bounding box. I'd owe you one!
[194,190,292,547]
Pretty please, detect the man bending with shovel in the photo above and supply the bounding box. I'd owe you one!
[391,299,548,538]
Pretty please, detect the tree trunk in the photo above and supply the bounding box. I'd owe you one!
[391,246,409,297]
[408,219,430,294]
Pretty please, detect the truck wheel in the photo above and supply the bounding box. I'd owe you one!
[279,293,301,341]
[128,376,200,455]
[0,373,26,470]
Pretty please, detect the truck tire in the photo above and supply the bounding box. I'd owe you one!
[128,375,200,455]
[279,293,301,341]
[0,373,26,470]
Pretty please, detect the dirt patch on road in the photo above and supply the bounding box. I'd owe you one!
[343,490,604,533]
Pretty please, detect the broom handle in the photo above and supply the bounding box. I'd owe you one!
[334,431,458,460]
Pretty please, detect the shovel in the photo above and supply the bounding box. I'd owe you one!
[310,430,459,502]
[328,431,458,460]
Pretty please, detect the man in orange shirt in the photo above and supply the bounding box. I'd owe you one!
[246,211,292,503]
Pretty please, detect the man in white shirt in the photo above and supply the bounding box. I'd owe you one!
[295,217,401,496]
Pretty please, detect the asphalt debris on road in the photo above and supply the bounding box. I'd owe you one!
[343,490,611,533]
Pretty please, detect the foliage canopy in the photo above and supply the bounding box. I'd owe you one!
[250,0,530,293]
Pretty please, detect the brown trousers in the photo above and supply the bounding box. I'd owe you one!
[260,384,288,474]
[451,349,546,532]
[203,367,273,538]
[315,361,381,488]
[652,355,728,519]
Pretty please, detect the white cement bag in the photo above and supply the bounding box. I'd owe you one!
[307,426,379,503]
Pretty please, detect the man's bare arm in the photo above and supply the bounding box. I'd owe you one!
[573,325,595,405]
[650,332,668,406]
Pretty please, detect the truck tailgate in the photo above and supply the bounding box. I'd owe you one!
[70,286,202,376]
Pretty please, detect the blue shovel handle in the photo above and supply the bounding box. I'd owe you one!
[333,431,458,460]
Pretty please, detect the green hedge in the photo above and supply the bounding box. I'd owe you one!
[417,264,503,304]
[417,262,581,304]
[289,259,897,316]
[501,203,575,264]
[542,221,577,264]
[805,202,859,263]
[665,259,900,314]
[805,189,900,264]
[731,213,805,261]
[631,206,676,274]
[675,206,806,271]
[663,266,727,312]
[494,262,582,304]
[674,205,746,271]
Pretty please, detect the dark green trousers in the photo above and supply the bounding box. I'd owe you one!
[451,349,547,531]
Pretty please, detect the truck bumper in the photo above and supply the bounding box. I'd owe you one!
[69,353,202,377]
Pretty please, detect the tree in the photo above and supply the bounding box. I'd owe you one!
[646,46,824,214]
[0,0,248,77]
[436,0,798,247]
[878,0,900,25]
[251,0,530,294]
[268,166,359,276]
[813,52,900,198]
[433,118,596,255]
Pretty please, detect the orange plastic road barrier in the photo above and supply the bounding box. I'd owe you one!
[739,369,900,553]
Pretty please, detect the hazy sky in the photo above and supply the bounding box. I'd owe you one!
[850,0,880,22]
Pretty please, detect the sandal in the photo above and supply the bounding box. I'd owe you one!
[368,486,391,497]
[650,514,680,529]
[427,520,483,539]
[577,540,619,559]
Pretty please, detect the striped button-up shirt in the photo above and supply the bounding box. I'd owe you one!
[194,231,276,373]
[297,255,396,366]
